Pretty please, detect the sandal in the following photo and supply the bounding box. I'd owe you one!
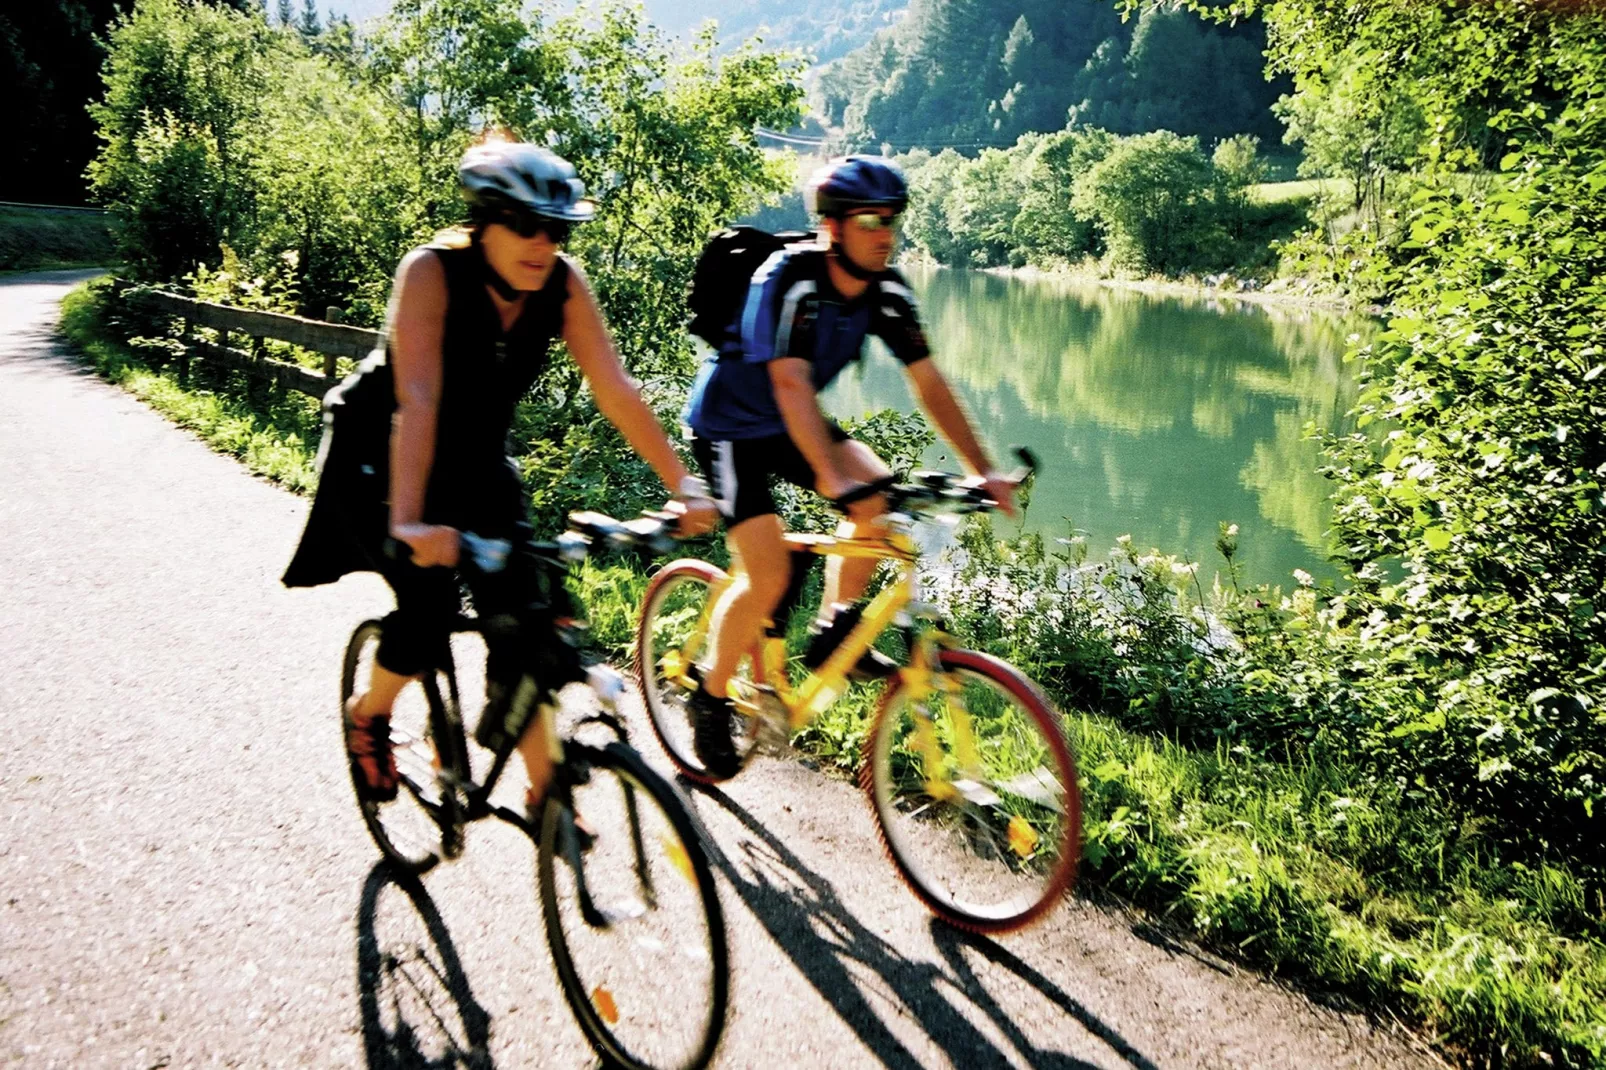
[346,700,399,803]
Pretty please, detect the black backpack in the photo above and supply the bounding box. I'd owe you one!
[686,226,813,348]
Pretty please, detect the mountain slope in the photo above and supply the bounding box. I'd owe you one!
[815,0,1283,150]
[639,0,908,61]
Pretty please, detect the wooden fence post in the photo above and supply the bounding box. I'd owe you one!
[177,316,190,386]
[323,306,342,381]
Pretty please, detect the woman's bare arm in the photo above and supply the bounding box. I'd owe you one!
[386,248,459,563]
[561,262,717,532]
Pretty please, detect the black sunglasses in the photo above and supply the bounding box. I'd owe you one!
[490,210,571,244]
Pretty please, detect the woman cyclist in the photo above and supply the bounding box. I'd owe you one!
[283,140,717,807]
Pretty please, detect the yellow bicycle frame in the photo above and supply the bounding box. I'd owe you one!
[659,524,987,796]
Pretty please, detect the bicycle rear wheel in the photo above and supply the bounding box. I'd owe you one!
[863,649,1080,933]
[636,560,760,783]
[341,620,461,875]
[539,742,728,1070]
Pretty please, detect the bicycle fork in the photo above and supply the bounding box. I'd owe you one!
[559,665,659,932]
[904,641,989,805]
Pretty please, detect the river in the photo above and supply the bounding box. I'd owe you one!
[822,265,1372,586]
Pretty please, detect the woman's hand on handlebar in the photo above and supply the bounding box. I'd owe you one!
[662,496,720,537]
[392,522,461,568]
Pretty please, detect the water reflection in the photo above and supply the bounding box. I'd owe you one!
[823,266,1369,585]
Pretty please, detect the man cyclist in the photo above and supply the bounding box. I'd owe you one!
[681,155,1015,777]
[284,140,717,807]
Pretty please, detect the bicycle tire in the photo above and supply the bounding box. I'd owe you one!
[538,741,729,1070]
[635,559,760,784]
[341,620,458,874]
[863,648,1081,933]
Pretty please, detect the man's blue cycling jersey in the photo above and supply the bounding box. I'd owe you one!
[683,246,930,440]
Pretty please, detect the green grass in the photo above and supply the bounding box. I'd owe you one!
[1253,179,1331,204]
[1,206,117,271]
[56,278,1606,1068]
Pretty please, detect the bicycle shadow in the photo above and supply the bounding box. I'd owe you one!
[354,862,494,1070]
[929,921,1160,1070]
[684,782,1154,1070]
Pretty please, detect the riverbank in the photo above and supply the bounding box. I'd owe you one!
[976,258,1369,314]
[56,277,1606,1069]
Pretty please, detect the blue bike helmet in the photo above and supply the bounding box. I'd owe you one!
[805,155,909,218]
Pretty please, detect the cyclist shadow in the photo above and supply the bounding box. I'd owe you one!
[685,783,1154,1070]
[354,862,494,1070]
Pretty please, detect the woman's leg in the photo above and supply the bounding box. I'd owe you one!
[348,563,456,790]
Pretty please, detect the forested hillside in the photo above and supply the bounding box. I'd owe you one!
[815,0,1282,150]
[639,0,907,61]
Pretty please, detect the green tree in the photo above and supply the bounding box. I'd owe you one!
[1071,130,1214,273]
[1011,126,1114,263]
[1274,54,1423,222]
[1211,133,1265,236]
[88,0,280,278]
[1,0,125,204]
[897,147,968,262]
[1138,0,1606,873]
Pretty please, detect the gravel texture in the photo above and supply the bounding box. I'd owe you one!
[0,271,1442,1069]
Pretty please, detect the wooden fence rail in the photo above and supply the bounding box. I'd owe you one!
[141,289,381,398]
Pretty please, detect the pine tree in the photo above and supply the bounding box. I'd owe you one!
[275,0,293,28]
[298,0,320,37]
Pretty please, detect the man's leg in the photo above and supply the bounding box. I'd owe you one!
[819,438,893,608]
[703,513,792,699]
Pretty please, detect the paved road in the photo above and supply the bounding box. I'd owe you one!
[0,271,1440,1069]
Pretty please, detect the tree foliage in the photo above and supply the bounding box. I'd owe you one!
[1132,0,1606,881]
[815,0,1283,151]
[90,0,803,525]
[897,122,1287,274]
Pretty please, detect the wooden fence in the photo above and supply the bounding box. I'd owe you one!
[142,289,380,397]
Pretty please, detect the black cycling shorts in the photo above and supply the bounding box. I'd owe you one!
[691,422,850,526]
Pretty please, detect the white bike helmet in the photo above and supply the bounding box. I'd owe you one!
[459,142,595,222]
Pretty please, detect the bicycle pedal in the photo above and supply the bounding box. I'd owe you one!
[733,685,790,756]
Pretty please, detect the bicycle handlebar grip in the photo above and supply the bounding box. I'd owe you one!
[832,475,900,512]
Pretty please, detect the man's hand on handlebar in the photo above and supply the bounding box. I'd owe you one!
[976,473,1019,519]
[392,522,461,568]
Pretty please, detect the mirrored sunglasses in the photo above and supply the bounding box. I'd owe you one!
[847,213,902,233]
[494,210,571,244]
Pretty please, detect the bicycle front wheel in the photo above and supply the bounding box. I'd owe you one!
[636,559,760,783]
[864,649,1081,933]
[539,742,729,1070]
[341,620,459,875]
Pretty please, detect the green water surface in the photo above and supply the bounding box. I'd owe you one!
[822,266,1371,586]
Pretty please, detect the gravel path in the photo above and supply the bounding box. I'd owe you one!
[0,271,1441,1069]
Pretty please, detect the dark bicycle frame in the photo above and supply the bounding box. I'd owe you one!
[388,543,658,931]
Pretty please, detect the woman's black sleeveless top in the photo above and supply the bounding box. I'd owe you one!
[281,244,571,587]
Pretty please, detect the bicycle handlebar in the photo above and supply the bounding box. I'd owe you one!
[831,445,1039,517]
[382,509,680,574]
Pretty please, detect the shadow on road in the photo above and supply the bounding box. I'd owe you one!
[930,921,1160,1070]
[685,782,1154,1070]
[355,862,494,1070]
